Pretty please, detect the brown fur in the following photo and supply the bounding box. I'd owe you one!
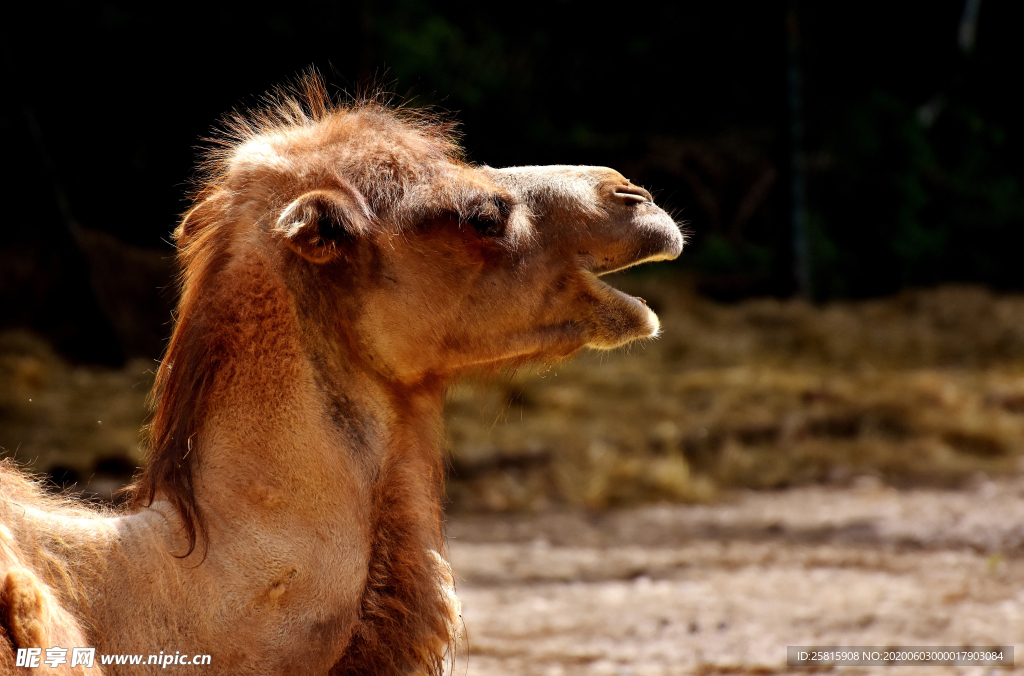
[0,74,682,674]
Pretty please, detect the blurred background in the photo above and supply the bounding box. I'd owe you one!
[5,2,1024,671]
[2,0,1024,504]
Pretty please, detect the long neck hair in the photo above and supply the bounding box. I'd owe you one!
[128,195,231,558]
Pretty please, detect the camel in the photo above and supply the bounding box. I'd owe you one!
[0,75,683,675]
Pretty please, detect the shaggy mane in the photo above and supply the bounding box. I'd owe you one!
[192,73,463,218]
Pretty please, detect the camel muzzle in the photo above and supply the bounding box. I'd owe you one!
[588,207,685,276]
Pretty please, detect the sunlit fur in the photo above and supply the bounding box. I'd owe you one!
[0,75,682,675]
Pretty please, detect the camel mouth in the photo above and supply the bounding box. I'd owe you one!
[586,271,654,313]
[578,228,680,345]
[581,270,661,347]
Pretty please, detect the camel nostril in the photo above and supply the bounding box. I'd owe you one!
[613,184,653,205]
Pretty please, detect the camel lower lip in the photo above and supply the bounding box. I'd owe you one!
[586,271,651,308]
[608,284,649,309]
[580,271,661,346]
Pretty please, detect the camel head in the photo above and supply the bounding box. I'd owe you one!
[180,81,683,386]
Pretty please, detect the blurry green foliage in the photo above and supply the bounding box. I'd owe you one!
[374,0,507,106]
[810,90,1024,299]
[690,233,775,278]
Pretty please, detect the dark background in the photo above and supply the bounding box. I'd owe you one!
[3,0,1022,365]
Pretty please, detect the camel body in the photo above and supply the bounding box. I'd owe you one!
[0,77,683,675]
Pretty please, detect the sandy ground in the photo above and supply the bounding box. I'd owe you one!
[446,477,1024,675]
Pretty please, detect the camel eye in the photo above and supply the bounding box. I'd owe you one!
[469,216,502,236]
[466,195,511,237]
[492,195,512,218]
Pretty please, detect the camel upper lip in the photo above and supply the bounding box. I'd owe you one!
[589,237,684,277]
[592,250,677,277]
[576,209,683,277]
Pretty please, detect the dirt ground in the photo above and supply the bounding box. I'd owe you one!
[446,477,1024,675]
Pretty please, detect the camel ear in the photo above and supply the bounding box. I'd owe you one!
[176,196,221,246]
[274,186,372,263]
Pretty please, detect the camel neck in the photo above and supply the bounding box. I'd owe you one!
[166,248,446,536]
[53,250,451,668]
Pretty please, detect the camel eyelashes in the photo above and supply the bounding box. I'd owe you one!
[466,212,505,237]
[491,195,512,218]
[462,194,512,237]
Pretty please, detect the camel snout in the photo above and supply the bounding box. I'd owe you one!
[590,176,683,270]
[629,211,685,267]
[587,208,684,276]
[647,213,685,261]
